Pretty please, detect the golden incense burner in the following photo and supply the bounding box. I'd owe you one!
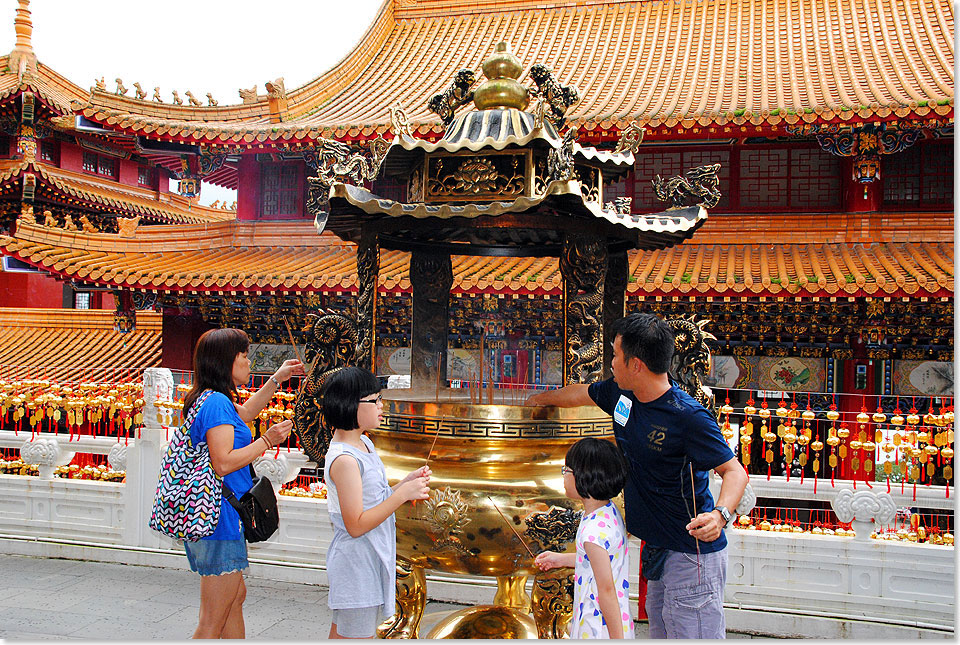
[371,393,613,638]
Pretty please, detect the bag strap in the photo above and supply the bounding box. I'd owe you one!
[183,389,216,449]
[222,464,258,501]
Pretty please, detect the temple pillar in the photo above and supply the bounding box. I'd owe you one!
[409,250,453,391]
[603,250,628,378]
[560,233,606,385]
[356,231,380,372]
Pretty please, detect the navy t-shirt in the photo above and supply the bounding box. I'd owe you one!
[188,392,254,541]
[588,378,735,554]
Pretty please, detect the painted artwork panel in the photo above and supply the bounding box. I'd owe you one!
[893,361,954,396]
[376,346,412,376]
[757,357,825,392]
[248,343,296,374]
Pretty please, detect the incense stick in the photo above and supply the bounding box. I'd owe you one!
[689,462,702,585]
[425,417,443,466]
[487,495,535,559]
[282,317,306,366]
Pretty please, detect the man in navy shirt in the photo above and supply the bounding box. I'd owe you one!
[527,312,748,638]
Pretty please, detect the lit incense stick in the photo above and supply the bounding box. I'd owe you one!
[486,495,535,559]
[283,316,306,366]
[425,418,444,466]
[689,462,702,585]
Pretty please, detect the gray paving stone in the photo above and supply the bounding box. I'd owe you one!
[1,606,99,637]
[0,585,92,612]
[64,597,185,621]
[248,617,330,640]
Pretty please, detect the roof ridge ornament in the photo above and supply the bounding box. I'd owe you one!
[428,70,476,126]
[389,103,415,139]
[8,0,36,82]
[528,63,579,129]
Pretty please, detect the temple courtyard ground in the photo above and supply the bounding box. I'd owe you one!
[0,554,762,639]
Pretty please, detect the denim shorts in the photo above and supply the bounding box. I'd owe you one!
[183,538,249,577]
[332,605,384,638]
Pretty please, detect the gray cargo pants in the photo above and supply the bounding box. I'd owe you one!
[645,548,727,639]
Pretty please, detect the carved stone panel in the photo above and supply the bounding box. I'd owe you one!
[560,234,606,385]
[409,251,453,389]
[356,233,380,372]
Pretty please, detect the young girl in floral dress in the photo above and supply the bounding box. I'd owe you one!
[535,437,633,639]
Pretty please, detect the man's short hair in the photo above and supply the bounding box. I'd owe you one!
[611,312,674,374]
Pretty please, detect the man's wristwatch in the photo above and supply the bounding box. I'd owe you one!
[714,505,733,527]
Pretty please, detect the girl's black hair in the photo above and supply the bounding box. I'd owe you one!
[321,366,381,430]
[183,328,250,416]
[565,437,627,500]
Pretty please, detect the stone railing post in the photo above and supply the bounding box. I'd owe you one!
[122,367,175,549]
[832,489,897,541]
[254,452,303,492]
[20,436,74,480]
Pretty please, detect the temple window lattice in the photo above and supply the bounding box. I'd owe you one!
[39,140,58,165]
[259,162,304,219]
[882,140,953,209]
[82,151,118,179]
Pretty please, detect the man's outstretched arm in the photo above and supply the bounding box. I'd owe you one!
[525,383,595,407]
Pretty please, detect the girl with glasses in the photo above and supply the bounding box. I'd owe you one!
[321,366,431,639]
[535,437,633,639]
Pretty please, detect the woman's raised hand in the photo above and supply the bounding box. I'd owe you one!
[264,419,293,447]
[533,551,564,571]
[274,359,305,383]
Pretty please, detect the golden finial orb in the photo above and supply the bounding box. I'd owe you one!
[472,42,529,111]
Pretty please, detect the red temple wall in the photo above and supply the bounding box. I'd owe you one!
[0,271,63,308]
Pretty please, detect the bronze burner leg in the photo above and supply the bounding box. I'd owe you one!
[377,558,427,639]
[493,574,531,611]
[531,569,575,639]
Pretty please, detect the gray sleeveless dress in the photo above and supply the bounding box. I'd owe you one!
[323,435,396,614]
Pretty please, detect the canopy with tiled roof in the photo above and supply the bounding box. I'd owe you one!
[0,217,950,299]
[0,307,161,382]
[74,0,954,145]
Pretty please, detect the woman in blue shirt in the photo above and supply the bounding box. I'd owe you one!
[181,328,303,639]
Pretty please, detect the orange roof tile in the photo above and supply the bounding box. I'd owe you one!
[75,0,953,144]
[0,57,89,115]
[0,307,161,382]
[0,160,234,225]
[0,218,950,298]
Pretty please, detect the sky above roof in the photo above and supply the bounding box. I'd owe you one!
[0,0,383,205]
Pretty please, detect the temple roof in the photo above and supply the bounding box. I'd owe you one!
[0,307,161,382]
[0,215,951,298]
[0,160,235,225]
[73,0,954,145]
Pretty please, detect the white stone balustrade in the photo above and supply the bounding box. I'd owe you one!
[0,369,954,638]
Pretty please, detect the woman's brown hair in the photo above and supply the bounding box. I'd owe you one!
[182,328,250,416]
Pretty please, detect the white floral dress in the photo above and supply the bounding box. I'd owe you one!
[571,501,634,639]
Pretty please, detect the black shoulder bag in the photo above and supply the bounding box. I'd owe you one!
[222,465,279,543]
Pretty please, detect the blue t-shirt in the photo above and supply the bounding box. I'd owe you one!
[188,391,253,541]
[588,378,735,554]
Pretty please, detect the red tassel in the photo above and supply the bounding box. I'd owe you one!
[831,472,835,487]
[865,471,872,489]
[853,478,857,490]
[767,465,771,480]
[946,481,950,498]
[813,475,817,495]
[886,477,891,494]
[913,481,917,502]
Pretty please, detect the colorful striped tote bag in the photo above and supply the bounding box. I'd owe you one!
[149,389,222,541]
